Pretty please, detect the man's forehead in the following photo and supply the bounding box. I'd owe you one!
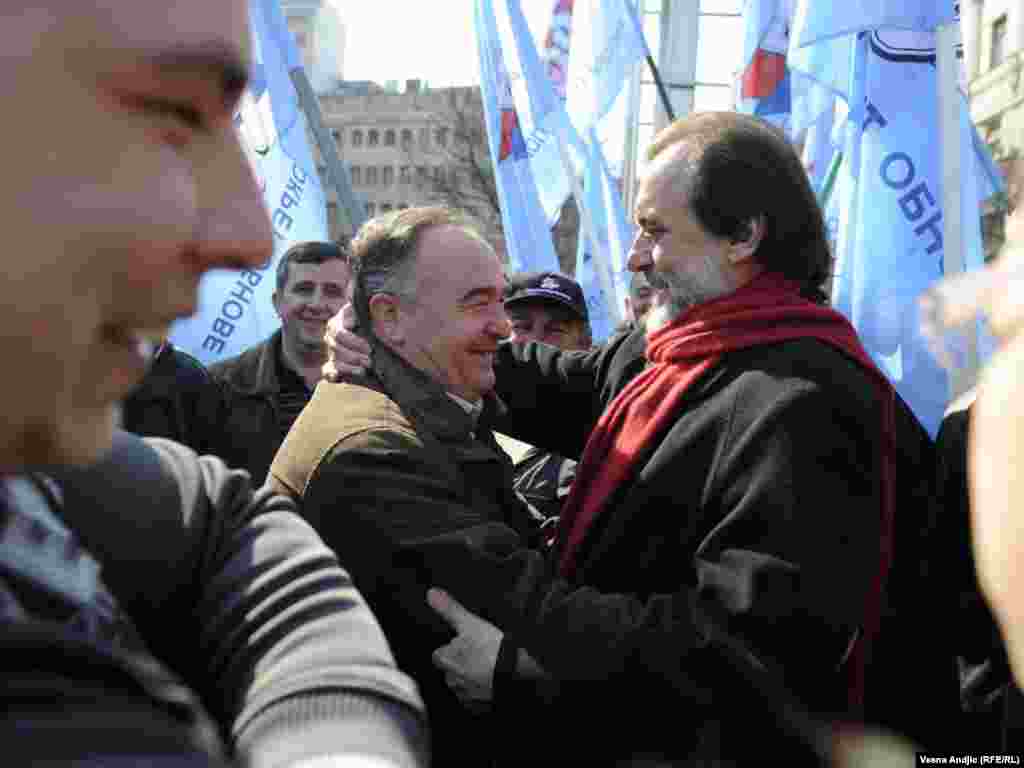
[642,143,699,187]
[56,0,251,70]
[289,260,350,283]
[417,226,499,278]
[636,144,698,214]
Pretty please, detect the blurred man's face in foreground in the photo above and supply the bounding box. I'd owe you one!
[969,167,1024,686]
[0,0,271,470]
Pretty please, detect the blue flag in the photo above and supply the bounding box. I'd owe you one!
[487,0,577,227]
[791,0,955,48]
[542,0,575,103]
[475,0,563,274]
[574,127,633,341]
[565,0,649,137]
[170,0,329,365]
[737,0,836,142]
[564,0,646,331]
[816,27,1001,436]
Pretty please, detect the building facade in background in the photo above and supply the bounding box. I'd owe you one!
[314,80,579,271]
[964,0,1024,258]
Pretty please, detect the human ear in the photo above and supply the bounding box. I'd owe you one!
[727,216,766,264]
[368,293,404,344]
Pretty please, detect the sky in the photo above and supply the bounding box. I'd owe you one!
[328,0,743,111]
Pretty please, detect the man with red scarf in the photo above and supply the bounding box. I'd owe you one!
[325,112,942,763]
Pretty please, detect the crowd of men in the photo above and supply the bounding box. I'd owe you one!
[6,1,1024,767]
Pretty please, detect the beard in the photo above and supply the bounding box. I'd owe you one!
[644,257,734,333]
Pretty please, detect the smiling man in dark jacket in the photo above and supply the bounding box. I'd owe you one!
[212,240,350,482]
[324,113,944,764]
[269,207,545,766]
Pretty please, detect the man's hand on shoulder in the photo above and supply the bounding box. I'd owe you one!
[323,303,371,380]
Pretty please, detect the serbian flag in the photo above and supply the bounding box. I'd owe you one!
[738,0,796,127]
[475,0,564,273]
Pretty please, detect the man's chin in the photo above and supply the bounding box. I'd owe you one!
[8,405,120,471]
[645,299,683,334]
[298,332,328,351]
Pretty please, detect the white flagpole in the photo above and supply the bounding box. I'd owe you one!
[622,13,643,225]
[936,8,976,399]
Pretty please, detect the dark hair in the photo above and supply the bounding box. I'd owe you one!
[646,112,831,302]
[350,206,490,333]
[275,240,349,293]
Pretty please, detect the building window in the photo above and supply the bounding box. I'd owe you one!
[366,166,378,185]
[382,166,394,185]
[350,165,361,185]
[398,203,409,210]
[400,165,411,184]
[365,202,376,216]
[381,203,393,213]
[416,165,429,182]
[368,129,380,147]
[401,128,413,147]
[992,15,1008,70]
[435,127,448,147]
[384,129,396,146]
[419,127,429,149]
[352,129,363,147]
[331,129,342,147]
[433,166,446,183]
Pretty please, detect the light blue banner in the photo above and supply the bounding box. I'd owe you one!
[170,0,329,366]
[791,0,955,48]
[575,126,633,341]
[475,0,563,274]
[489,0,575,226]
[826,29,1000,436]
[564,0,645,330]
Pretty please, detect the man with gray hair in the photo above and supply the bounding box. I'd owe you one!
[269,207,544,765]
[324,113,943,762]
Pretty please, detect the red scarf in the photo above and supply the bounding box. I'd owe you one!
[556,271,895,713]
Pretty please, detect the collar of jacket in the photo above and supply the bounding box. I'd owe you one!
[128,343,206,402]
[218,330,285,397]
[366,341,506,443]
[128,342,180,401]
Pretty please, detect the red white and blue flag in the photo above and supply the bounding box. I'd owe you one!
[737,0,795,127]
[475,0,565,273]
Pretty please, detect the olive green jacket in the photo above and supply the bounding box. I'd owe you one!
[268,343,542,764]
